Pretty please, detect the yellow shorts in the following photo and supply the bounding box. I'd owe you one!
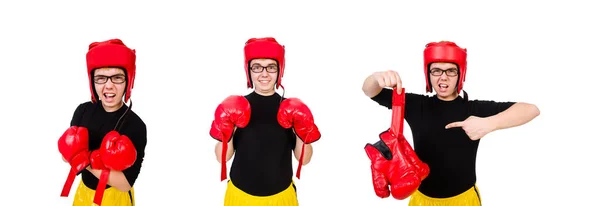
[409,185,481,206]
[224,180,298,206]
[72,180,135,206]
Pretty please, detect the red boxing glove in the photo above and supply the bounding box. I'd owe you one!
[210,95,251,143]
[364,130,421,200]
[277,98,321,144]
[90,150,107,170]
[209,95,251,181]
[99,131,137,170]
[398,136,429,180]
[93,131,137,206]
[57,126,91,197]
[277,97,321,179]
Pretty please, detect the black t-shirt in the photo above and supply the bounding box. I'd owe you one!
[69,101,147,192]
[229,91,297,196]
[371,88,515,198]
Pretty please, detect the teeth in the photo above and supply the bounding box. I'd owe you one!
[439,84,448,88]
[105,94,116,97]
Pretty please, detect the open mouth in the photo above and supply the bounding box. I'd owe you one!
[439,84,448,89]
[258,80,270,84]
[104,93,116,101]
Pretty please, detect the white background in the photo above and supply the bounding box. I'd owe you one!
[0,0,598,205]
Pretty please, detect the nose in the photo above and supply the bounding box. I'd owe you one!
[104,79,115,89]
[439,72,449,80]
[260,70,269,77]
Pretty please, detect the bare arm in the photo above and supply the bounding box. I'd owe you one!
[214,128,236,163]
[215,141,235,163]
[489,102,540,131]
[362,74,384,98]
[362,71,402,98]
[293,136,313,165]
[85,166,132,192]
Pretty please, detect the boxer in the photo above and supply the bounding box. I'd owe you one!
[58,39,147,206]
[210,37,321,206]
[362,41,540,205]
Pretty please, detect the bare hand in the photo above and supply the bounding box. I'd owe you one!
[445,116,496,141]
[372,70,403,93]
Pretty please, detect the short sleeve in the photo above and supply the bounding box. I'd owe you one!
[370,88,393,109]
[288,129,297,150]
[469,100,516,117]
[122,121,147,187]
[70,103,87,126]
[370,88,427,124]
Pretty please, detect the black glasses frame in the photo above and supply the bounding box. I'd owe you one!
[93,74,126,84]
[250,64,278,73]
[430,68,459,77]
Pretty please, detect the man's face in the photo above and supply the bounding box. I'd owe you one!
[93,67,126,112]
[249,58,278,95]
[429,62,460,101]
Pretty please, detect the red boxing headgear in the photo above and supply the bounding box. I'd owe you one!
[86,39,137,103]
[243,37,285,89]
[423,41,467,94]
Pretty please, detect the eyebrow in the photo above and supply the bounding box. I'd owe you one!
[430,67,457,70]
[252,63,277,66]
[94,74,125,77]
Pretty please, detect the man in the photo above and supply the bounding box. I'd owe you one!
[210,37,321,205]
[362,41,540,205]
[58,39,147,206]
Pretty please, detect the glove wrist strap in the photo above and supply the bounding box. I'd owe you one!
[60,168,78,197]
[296,144,305,179]
[94,169,110,206]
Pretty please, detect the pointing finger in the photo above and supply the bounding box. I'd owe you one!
[445,121,464,129]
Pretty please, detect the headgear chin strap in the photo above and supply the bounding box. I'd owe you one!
[278,84,286,103]
[113,99,133,132]
[423,41,467,94]
[86,39,137,103]
[243,37,286,89]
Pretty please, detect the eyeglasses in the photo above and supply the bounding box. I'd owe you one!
[250,64,278,73]
[430,68,458,77]
[93,74,126,84]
